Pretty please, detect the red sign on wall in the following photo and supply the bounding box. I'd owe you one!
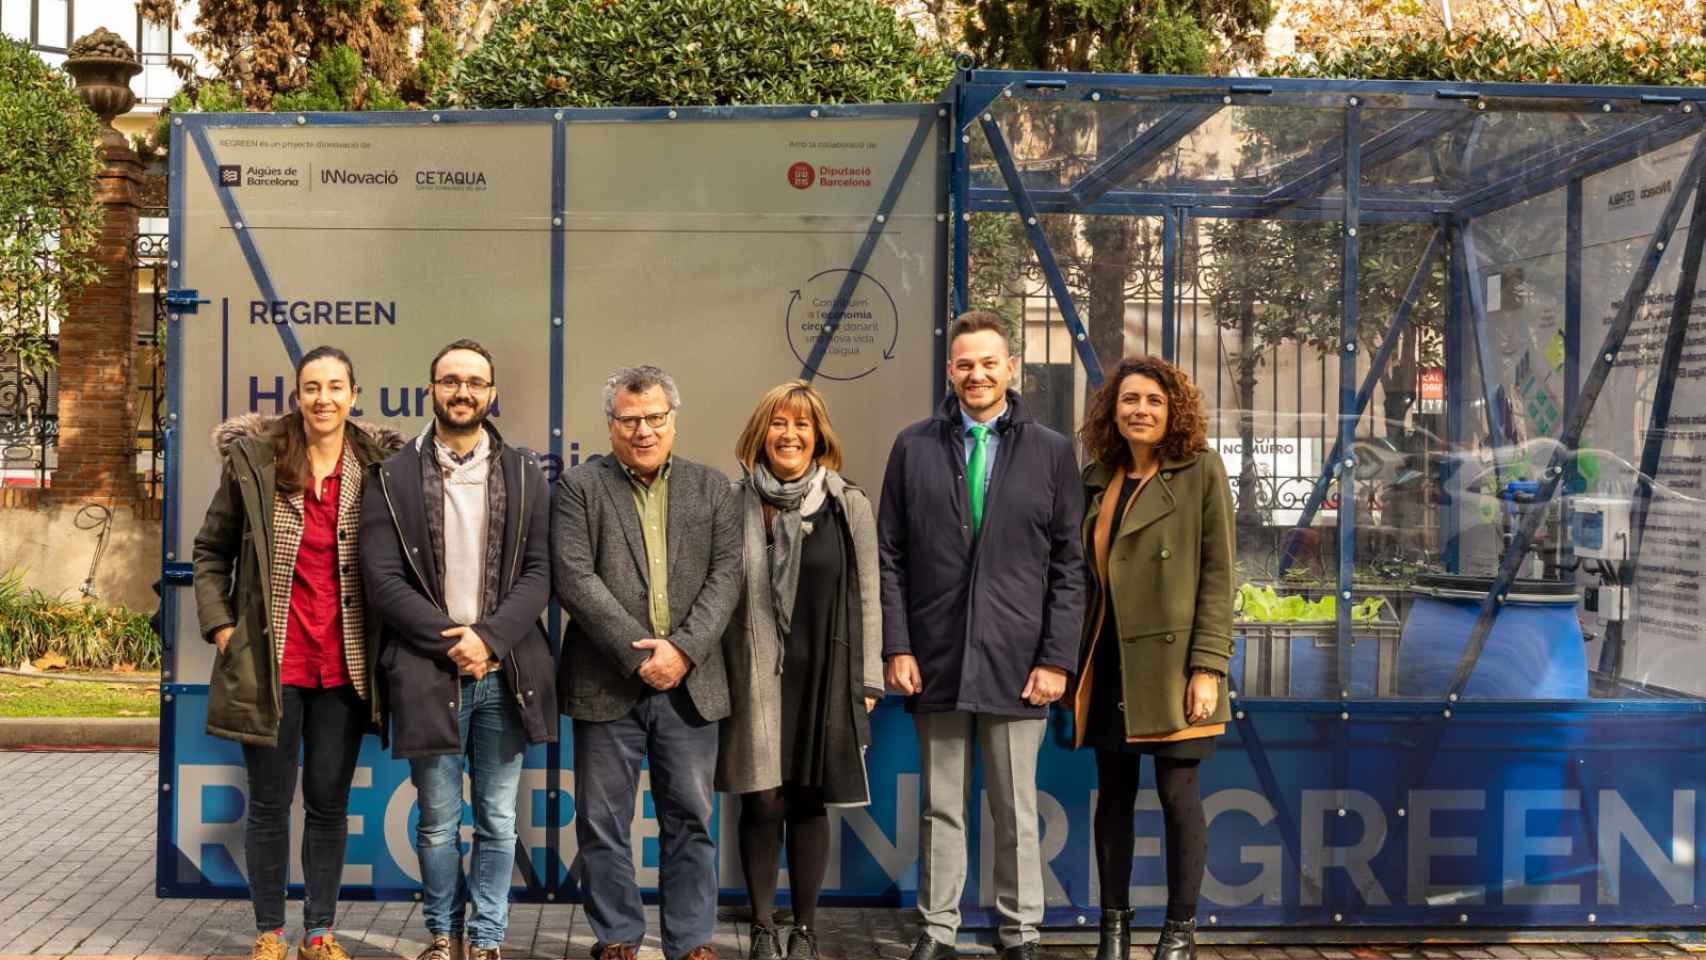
[1419,367,1445,414]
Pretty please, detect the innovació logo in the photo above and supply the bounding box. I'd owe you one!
[320,168,400,186]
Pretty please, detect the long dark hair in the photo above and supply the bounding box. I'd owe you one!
[1078,355,1209,469]
[272,345,356,495]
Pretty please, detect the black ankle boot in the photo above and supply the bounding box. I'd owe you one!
[1152,918,1196,960]
[1094,908,1133,960]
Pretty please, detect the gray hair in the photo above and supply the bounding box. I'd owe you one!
[602,365,682,420]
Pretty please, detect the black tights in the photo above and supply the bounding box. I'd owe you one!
[739,784,830,928]
[1093,751,1206,922]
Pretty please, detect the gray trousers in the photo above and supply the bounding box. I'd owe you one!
[913,710,1047,948]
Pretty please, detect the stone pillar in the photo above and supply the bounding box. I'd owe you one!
[53,30,143,504]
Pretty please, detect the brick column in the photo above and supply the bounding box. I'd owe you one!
[53,138,141,504]
[53,40,142,505]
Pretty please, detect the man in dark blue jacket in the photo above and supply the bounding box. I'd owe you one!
[878,311,1086,960]
[360,340,557,960]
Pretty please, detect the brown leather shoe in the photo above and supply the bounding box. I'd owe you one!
[596,945,637,960]
[682,947,721,960]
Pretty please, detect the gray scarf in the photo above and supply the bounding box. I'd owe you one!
[751,462,829,634]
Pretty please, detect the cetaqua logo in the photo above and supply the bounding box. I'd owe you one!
[320,168,399,186]
[416,170,488,190]
[788,162,815,190]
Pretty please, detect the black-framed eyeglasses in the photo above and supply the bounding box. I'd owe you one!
[435,377,493,394]
[612,411,672,433]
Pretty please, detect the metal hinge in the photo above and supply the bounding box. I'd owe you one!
[164,289,210,314]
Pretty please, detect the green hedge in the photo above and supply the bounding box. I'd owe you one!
[447,0,956,108]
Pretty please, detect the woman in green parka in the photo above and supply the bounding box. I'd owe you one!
[1071,355,1235,960]
[191,345,403,960]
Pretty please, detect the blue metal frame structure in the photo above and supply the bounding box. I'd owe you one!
[159,71,1706,924]
[950,75,1706,889]
[547,113,567,902]
[157,112,189,897]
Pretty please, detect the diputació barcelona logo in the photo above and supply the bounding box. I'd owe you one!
[788,162,815,190]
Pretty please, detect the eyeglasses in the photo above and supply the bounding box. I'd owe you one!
[435,377,493,395]
[612,411,672,433]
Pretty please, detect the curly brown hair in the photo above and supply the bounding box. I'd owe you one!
[1079,355,1210,468]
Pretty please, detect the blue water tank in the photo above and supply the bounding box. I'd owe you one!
[1396,574,1587,699]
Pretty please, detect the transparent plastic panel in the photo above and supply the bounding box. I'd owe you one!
[968,93,1164,195]
[1198,217,1346,698]
[1420,119,1706,701]
[969,93,1352,205]
[1572,132,1706,699]
[1363,106,1686,204]
[1143,103,1351,200]
[1348,219,1452,699]
[967,93,1706,703]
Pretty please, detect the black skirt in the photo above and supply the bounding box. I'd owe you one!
[777,503,866,801]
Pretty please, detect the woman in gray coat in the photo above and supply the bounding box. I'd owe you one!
[718,381,883,960]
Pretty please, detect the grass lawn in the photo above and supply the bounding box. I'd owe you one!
[0,674,158,718]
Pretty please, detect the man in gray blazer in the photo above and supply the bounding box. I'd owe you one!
[552,365,742,960]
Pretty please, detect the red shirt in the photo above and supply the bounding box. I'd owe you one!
[281,472,351,689]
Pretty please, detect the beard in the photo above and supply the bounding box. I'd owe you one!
[433,396,489,434]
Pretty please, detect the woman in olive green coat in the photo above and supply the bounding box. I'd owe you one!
[191,345,402,960]
[1071,355,1235,960]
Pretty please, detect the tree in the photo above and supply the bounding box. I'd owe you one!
[147,45,411,158]
[0,39,103,371]
[1282,0,1702,63]
[447,0,956,108]
[1202,214,1444,530]
[956,0,1275,434]
[145,0,448,109]
[1274,30,1706,86]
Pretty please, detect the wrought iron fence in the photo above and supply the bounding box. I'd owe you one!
[0,210,167,497]
[0,342,58,488]
[991,213,1342,523]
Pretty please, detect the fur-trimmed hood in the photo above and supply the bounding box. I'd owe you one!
[210,412,408,459]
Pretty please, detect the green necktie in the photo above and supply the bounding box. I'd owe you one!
[967,423,990,535]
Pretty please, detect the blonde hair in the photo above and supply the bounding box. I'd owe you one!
[735,380,845,473]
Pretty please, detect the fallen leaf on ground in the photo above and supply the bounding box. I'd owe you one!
[22,681,48,689]
[31,652,67,672]
[14,662,38,674]
[115,710,141,716]
[113,662,138,673]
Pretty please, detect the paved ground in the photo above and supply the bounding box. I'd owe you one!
[0,752,1694,960]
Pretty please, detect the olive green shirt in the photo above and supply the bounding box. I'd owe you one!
[626,459,672,637]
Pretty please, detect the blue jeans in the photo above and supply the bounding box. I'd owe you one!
[409,673,526,949]
[572,687,718,960]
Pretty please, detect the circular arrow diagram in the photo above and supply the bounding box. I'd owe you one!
[786,268,900,382]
